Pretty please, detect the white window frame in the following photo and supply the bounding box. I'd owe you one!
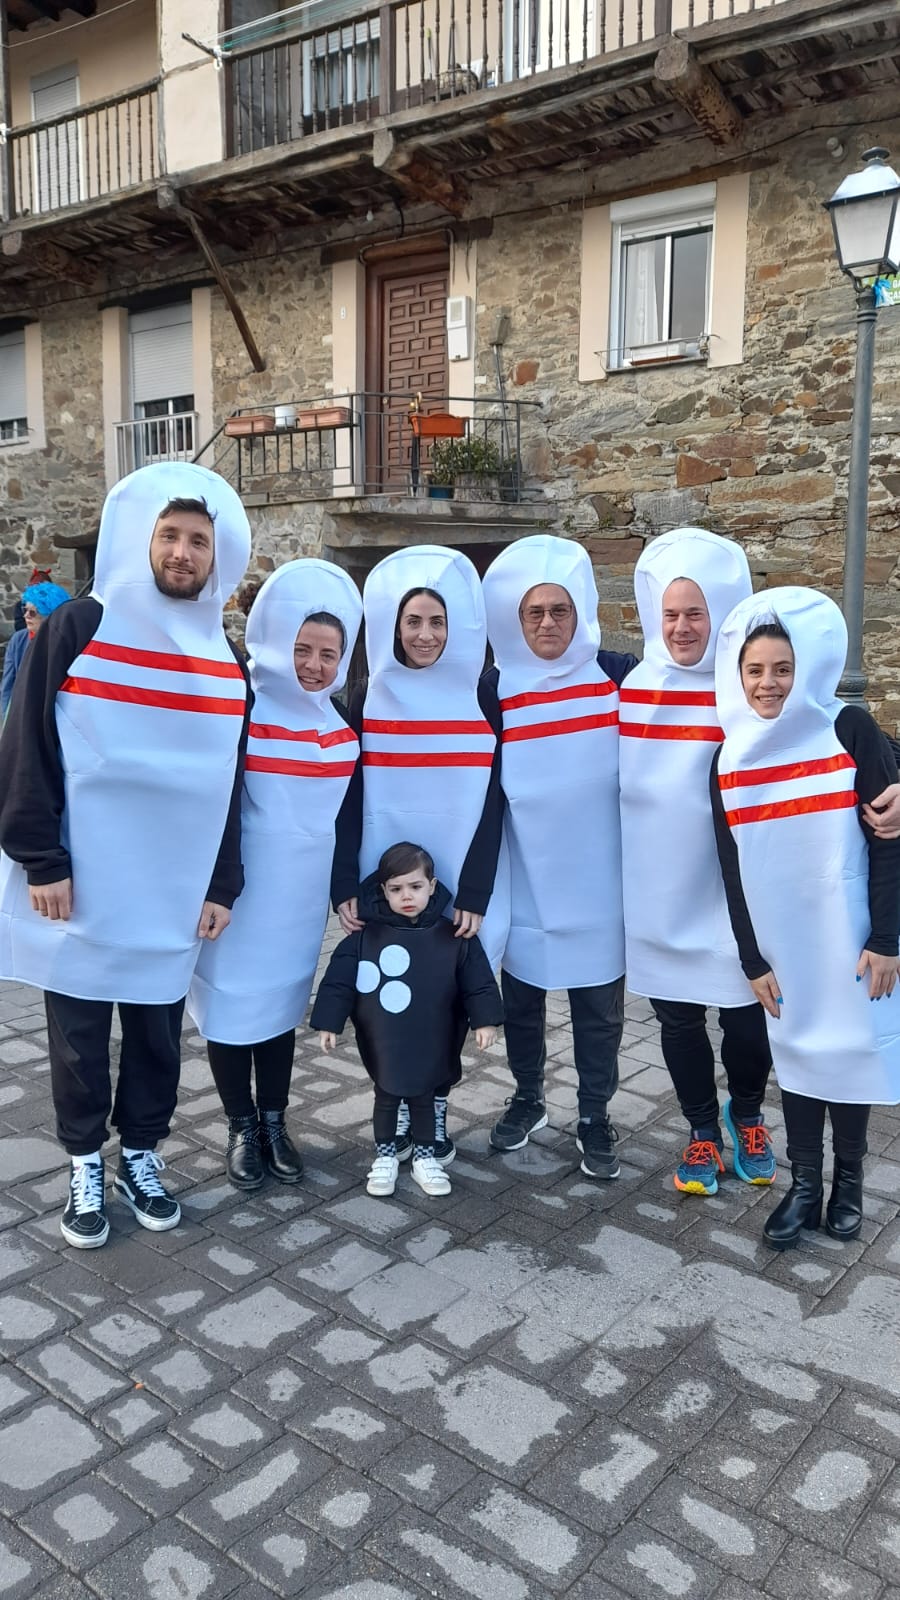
[0,331,28,446]
[608,182,715,371]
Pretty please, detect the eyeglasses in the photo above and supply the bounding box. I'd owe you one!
[521,604,574,624]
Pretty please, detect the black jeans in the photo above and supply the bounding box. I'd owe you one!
[206,1030,296,1118]
[781,1089,870,1165]
[45,990,184,1157]
[650,997,771,1132]
[501,968,624,1120]
[374,1087,434,1147]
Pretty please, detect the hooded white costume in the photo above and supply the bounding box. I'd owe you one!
[189,560,362,1043]
[483,535,623,990]
[620,527,753,1006]
[0,462,250,1005]
[359,545,508,969]
[716,586,900,1105]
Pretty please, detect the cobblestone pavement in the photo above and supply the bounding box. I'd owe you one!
[1,949,900,1600]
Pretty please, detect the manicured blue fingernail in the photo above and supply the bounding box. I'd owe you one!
[776,997,783,1004]
[856,975,862,982]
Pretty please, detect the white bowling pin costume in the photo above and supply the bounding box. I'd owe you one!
[0,462,251,1004]
[359,545,508,968]
[620,527,753,1006]
[483,535,624,990]
[189,560,363,1043]
[715,586,900,1105]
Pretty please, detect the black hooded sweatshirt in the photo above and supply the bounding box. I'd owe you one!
[310,873,503,1097]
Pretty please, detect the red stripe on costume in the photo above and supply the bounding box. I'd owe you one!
[83,640,243,680]
[60,677,245,716]
[620,721,722,742]
[363,751,493,769]
[501,681,616,712]
[718,752,856,790]
[502,711,619,743]
[619,687,717,707]
[363,718,492,737]
[725,790,858,827]
[250,721,357,747]
[246,755,357,778]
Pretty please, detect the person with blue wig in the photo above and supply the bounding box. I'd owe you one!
[2,580,70,719]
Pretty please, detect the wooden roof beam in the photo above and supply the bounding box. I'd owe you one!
[28,1,63,20]
[654,37,743,146]
[372,129,469,217]
[1,229,99,287]
[157,185,265,373]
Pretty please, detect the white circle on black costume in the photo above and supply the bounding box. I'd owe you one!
[379,944,410,977]
[380,980,412,1014]
[356,961,380,993]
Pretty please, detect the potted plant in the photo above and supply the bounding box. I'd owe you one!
[426,438,458,499]
[451,435,502,502]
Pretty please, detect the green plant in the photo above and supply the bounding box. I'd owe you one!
[428,435,501,485]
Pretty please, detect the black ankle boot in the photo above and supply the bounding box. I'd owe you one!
[225,1113,264,1190]
[259,1110,304,1184]
[826,1159,864,1241]
[763,1162,823,1249]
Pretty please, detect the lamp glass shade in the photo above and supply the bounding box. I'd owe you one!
[830,192,900,278]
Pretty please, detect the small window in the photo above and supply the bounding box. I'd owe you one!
[609,183,715,370]
[0,331,28,445]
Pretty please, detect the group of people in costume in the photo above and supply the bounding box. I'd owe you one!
[0,460,898,1255]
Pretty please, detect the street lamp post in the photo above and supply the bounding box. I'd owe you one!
[823,147,900,705]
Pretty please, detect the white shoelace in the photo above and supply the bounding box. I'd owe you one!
[124,1150,168,1198]
[70,1161,104,1215]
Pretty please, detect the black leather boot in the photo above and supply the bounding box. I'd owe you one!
[259,1110,304,1184]
[826,1159,864,1241]
[225,1113,264,1190]
[763,1162,823,1249]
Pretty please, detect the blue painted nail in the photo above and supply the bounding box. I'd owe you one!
[776,996,783,1004]
[856,974,862,982]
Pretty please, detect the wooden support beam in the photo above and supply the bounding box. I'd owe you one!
[157,185,266,373]
[1,228,98,285]
[30,1,63,20]
[654,36,743,146]
[372,129,469,217]
[0,2,12,225]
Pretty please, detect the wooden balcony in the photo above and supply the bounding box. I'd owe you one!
[3,81,160,223]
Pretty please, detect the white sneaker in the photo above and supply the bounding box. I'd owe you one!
[366,1153,399,1196]
[411,1154,451,1197]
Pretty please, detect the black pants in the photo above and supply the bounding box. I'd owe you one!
[45,990,184,1157]
[781,1089,870,1165]
[650,997,772,1132]
[374,1087,434,1147]
[206,1030,296,1118]
[501,968,624,1119]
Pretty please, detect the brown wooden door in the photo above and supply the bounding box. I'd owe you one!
[366,253,449,490]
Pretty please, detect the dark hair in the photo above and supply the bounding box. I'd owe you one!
[393,586,446,664]
[378,841,435,883]
[299,610,346,655]
[738,618,793,669]
[156,496,216,527]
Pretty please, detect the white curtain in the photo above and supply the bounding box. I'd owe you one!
[623,239,663,349]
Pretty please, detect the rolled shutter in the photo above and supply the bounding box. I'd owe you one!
[130,303,194,405]
[0,332,27,423]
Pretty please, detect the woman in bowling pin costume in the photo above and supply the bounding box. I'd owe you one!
[189,560,363,1189]
[330,545,507,1165]
[712,587,900,1248]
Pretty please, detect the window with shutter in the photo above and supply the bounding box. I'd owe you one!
[0,332,28,444]
[129,303,196,464]
[31,64,81,214]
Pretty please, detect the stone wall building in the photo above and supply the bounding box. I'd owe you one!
[1,0,898,722]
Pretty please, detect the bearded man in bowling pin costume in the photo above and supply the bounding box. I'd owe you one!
[483,535,637,1178]
[619,528,776,1197]
[0,463,251,1249]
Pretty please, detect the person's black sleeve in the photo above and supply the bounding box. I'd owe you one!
[456,933,505,1030]
[836,705,900,957]
[598,647,640,687]
[0,598,100,885]
[709,747,771,980]
[455,675,506,917]
[308,934,362,1033]
[205,647,253,909]
[330,682,366,909]
[886,734,900,769]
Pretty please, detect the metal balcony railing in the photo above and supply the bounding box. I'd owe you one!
[193,392,540,502]
[115,411,199,480]
[226,0,789,154]
[5,81,160,222]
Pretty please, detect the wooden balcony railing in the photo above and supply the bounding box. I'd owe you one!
[4,81,160,222]
[226,0,788,153]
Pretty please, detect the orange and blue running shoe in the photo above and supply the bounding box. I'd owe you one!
[723,1100,776,1185]
[674,1134,725,1196]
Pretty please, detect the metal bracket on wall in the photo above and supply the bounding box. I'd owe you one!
[157,184,266,373]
